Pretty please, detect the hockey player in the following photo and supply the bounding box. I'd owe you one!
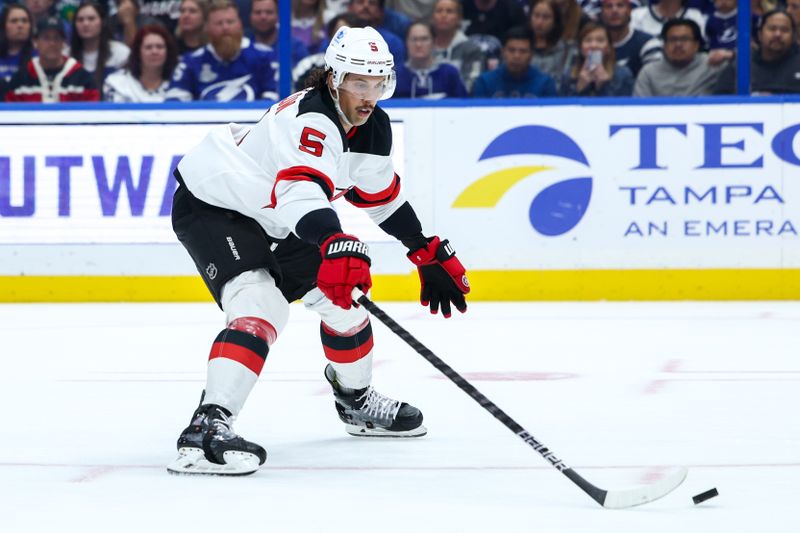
[167,25,470,475]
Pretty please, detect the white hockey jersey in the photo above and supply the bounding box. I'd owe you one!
[176,87,404,241]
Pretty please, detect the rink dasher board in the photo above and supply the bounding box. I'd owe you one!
[1,99,798,300]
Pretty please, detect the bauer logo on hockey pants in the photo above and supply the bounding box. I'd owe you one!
[452,125,592,237]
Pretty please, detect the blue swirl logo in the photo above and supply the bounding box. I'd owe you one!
[452,125,592,236]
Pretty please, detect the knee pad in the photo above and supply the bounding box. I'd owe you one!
[302,287,368,334]
[221,269,289,337]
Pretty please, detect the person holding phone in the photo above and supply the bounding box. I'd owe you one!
[559,21,633,96]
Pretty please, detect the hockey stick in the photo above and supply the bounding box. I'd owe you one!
[354,292,687,509]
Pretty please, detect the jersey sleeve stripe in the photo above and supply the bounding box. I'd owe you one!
[266,165,335,208]
[344,173,401,207]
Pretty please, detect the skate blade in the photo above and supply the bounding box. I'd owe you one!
[344,424,427,438]
[166,447,262,476]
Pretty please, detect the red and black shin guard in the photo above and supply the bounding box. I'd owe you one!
[320,319,374,364]
[208,317,276,375]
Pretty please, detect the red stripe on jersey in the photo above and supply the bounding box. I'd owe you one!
[64,59,82,77]
[346,174,401,207]
[208,342,266,375]
[322,335,374,363]
[346,126,358,139]
[61,88,100,102]
[6,92,43,102]
[266,165,335,208]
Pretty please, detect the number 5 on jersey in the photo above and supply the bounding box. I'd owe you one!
[299,127,326,157]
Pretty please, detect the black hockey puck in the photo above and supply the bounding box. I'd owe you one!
[692,488,719,504]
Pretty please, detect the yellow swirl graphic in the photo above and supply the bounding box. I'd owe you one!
[452,166,552,208]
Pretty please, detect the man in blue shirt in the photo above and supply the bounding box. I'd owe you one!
[471,26,556,98]
[347,0,406,64]
[166,0,276,101]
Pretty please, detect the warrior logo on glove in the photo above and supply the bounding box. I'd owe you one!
[317,233,372,310]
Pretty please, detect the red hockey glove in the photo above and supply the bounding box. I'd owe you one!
[407,237,469,318]
[318,233,372,310]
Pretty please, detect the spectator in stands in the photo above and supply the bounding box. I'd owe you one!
[4,16,99,101]
[634,18,726,96]
[103,24,178,101]
[705,0,736,66]
[463,0,525,42]
[715,9,800,94]
[138,0,183,32]
[579,0,602,20]
[165,0,276,101]
[600,0,661,77]
[469,32,503,70]
[175,0,208,54]
[560,21,633,95]
[395,21,467,98]
[348,0,410,38]
[787,0,800,31]
[431,0,484,91]
[472,25,557,97]
[386,0,435,21]
[706,0,736,48]
[25,0,58,25]
[631,0,707,42]
[291,11,355,90]
[70,1,130,91]
[347,0,406,62]
[251,0,308,63]
[555,0,588,42]
[110,0,157,46]
[293,0,327,53]
[1,4,35,89]
[25,0,71,38]
[529,0,577,85]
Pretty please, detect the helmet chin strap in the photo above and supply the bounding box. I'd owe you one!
[328,85,354,129]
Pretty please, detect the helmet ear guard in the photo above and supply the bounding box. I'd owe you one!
[324,26,396,101]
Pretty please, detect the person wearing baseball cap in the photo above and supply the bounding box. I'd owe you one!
[4,15,99,101]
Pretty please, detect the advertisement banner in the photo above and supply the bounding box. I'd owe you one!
[434,103,800,269]
[0,122,404,245]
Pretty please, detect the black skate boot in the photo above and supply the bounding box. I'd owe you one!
[324,364,426,437]
[166,400,267,475]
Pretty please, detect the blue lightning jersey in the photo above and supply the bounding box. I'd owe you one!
[394,62,468,99]
[165,38,277,102]
[706,9,737,50]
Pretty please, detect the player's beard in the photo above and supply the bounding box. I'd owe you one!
[212,30,243,61]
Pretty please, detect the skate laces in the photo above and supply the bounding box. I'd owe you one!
[357,387,401,421]
[209,409,237,440]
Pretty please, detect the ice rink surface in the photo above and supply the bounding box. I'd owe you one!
[1,300,798,532]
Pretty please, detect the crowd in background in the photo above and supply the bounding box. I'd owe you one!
[0,0,798,102]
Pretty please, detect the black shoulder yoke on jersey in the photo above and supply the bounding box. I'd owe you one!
[298,88,392,157]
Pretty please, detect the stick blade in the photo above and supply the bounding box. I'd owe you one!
[602,467,688,509]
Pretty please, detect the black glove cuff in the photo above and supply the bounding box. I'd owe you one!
[295,208,344,246]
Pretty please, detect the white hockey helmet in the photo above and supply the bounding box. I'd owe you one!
[324,26,396,100]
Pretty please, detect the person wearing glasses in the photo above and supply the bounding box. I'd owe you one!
[167,25,470,476]
[633,18,726,96]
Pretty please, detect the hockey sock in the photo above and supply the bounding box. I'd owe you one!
[320,319,374,390]
[204,317,275,415]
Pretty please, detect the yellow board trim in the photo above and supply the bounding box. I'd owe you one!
[1,270,799,302]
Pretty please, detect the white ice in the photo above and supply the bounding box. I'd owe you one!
[1,301,798,532]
